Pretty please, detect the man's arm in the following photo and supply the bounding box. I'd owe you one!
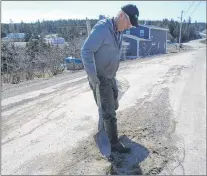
[81,26,106,77]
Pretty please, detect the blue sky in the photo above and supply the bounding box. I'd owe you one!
[2,1,206,23]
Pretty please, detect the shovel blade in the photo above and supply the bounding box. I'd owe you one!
[94,129,111,157]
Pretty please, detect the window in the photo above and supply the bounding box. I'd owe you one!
[164,43,166,49]
[140,30,144,37]
[126,30,130,35]
[158,42,160,49]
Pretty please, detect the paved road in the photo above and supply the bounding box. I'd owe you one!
[1,40,206,175]
[160,45,206,175]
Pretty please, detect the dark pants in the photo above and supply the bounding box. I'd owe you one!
[89,76,119,121]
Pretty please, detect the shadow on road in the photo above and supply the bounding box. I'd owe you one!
[108,135,149,175]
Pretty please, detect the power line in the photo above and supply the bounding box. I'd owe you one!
[183,1,195,17]
[182,1,202,37]
[182,1,201,27]
[189,1,202,17]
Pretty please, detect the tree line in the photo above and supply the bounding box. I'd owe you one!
[1,19,98,42]
[1,35,86,84]
[1,18,206,42]
[1,18,206,84]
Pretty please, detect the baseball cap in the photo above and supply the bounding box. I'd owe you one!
[121,4,139,27]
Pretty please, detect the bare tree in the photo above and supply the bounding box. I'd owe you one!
[64,36,86,71]
[47,45,65,75]
[1,34,87,84]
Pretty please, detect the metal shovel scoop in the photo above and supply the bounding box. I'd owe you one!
[93,84,111,158]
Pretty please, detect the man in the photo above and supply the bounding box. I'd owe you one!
[81,4,139,153]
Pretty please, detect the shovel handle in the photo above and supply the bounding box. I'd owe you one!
[95,84,104,130]
[96,84,101,109]
[93,53,104,131]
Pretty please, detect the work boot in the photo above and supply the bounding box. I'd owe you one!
[104,118,131,153]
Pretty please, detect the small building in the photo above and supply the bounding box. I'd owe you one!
[6,33,25,42]
[122,25,168,58]
[51,37,65,45]
[45,37,65,45]
[2,37,10,43]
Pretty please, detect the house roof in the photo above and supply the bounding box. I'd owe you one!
[7,33,25,39]
[139,24,169,31]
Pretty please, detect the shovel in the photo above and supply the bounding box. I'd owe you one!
[93,76,130,157]
[94,83,111,158]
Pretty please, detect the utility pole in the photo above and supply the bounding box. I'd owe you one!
[178,10,184,52]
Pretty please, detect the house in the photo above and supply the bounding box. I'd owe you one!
[2,37,10,43]
[51,37,65,45]
[122,25,169,58]
[44,35,65,45]
[6,33,25,42]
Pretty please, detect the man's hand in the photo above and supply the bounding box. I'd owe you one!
[88,74,100,89]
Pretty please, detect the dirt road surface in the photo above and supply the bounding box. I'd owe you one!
[1,40,206,175]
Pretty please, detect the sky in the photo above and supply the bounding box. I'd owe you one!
[1,1,206,24]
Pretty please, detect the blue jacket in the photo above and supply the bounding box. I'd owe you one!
[81,18,122,79]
